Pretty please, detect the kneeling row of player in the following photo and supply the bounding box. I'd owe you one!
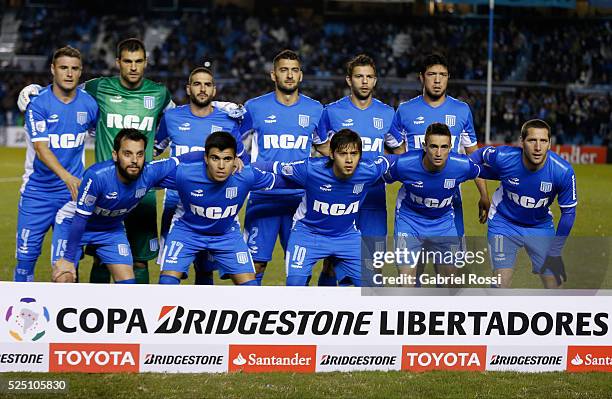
[52,119,576,288]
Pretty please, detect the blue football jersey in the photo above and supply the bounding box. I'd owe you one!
[156,105,245,157]
[170,163,276,235]
[386,152,481,220]
[477,146,577,226]
[23,86,98,193]
[240,92,324,198]
[75,158,179,230]
[318,96,400,210]
[272,157,391,236]
[390,95,477,152]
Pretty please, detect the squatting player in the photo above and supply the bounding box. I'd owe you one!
[154,66,247,285]
[18,38,174,284]
[384,123,482,287]
[158,132,285,286]
[469,119,577,288]
[390,53,490,239]
[317,54,404,286]
[52,129,186,283]
[14,46,98,282]
[258,129,392,287]
[241,49,327,285]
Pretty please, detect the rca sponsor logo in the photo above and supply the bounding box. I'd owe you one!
[228,345,316,373]
[567,346,612,372]
[402,346,486,371]
[49,343,139,373]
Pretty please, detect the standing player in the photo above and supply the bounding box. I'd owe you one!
[18,38,173,284]
[52,129,186,283]
[158,132,283,286]
[317,54,404,286]
[259,129,392,287]
[469,119,577,288]
[14,46,98,282]
[154,67,247,285]
[384,123,482,286]
[390,53,490,238]
[241,49,327,285]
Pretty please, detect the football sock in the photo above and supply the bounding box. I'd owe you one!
[14,260,35,282]
[159,275,180,285]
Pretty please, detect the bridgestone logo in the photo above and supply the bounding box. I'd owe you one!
[320,355,396,366]
[490,354,563,366]
[0,353,44,364]
[143,354,223,365]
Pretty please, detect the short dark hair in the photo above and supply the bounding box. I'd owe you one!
[346,54,376,77]
[116,38,146,59]
[188,66,214,85]
[205,131,237,155]
[330,129,362,155]
[424,122,452,143]
[520,119,552,140]
[420,53,449,75]
[113,128,148,152]
[52,46,81,63]
[273,49,300,68]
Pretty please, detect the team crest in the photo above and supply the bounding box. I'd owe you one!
[76,112,88,125]
[226,187,238,199]
[540,181,552,193]
[373,117,384,130]
[236,252,249,264]
[281,164,294,176]
[353,183,364,195]
[135,188,147,199]
[143,96,155,110]
[298,114,310,128]
[445,114,456,127]
[444,179,456,189]
[35,121,46,133]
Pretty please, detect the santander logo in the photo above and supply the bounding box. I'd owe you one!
[228,345,316,373]
[567,346,612,372]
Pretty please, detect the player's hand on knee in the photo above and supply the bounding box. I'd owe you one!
[541,255,566,286]
[17,84,42,112]
[53,259,77,283]
[478,196,490,224]
[62,174,81,201]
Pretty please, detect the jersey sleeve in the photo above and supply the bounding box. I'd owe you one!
[389,109,405,145]
[75,170,101,216]
[161,88,173,114]
[249,166,276,191]
[383,154,403,183]
[87,100,99,131]
[239,104,255,137]
[148,157,180,188]
[463,158,481,182]
[25,101,49,143]
[371,156,392,181]
[273,159,308,187]
[230,122,247,161]
[315,107,333,144]
[83,77,101,98]
[557,166,578,208]
[460,105,478,148]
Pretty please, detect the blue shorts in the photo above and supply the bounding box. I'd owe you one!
[394,212,460,267]
[16,190,71,262]
[487,213,555,274]
[285,223,361,283]
[52,214,133,267]
[243,195,301,263]
[160,222,255,279]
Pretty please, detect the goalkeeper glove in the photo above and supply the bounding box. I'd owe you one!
[17,84,43,112]
[213,101,246,119]
[540,256,566,286]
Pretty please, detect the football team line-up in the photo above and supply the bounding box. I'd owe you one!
[13,38,577,288]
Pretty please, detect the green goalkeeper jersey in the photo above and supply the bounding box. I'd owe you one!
[84,76,172,162]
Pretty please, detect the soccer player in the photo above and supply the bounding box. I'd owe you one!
[18,38,173,284]
[52,129,185,283]
[241,49,327,285]
[14,46,98,282]
[469,119,577,288]
[158,132,283,286]
[384,123,482,287]
[390,53,490,238]
[317,54,404,286]
[259,129,392,287]
[154,66,247,285]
